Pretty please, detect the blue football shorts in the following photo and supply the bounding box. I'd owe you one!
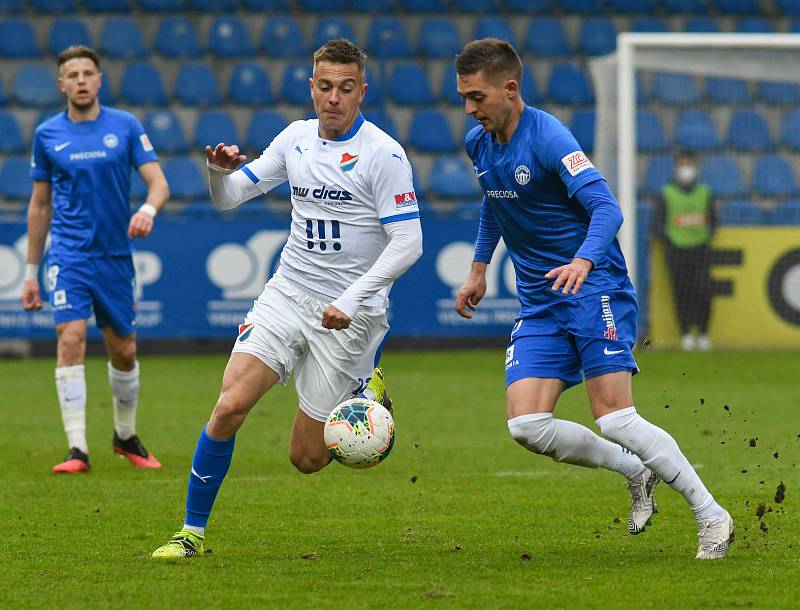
[46,254,137,336]
[505,290,639,390]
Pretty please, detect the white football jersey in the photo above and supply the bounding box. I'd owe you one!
[240,115,419,308]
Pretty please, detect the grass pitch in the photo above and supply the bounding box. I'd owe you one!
[0,349,797,609]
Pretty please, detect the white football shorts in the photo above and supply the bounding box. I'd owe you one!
[231,273,390,422]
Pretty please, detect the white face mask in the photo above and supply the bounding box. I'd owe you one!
[676,165,697,185]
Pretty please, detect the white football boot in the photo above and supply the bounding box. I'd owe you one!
[627,469,660,535]
[696,510,734,559]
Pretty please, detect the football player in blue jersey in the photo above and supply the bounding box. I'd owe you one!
[21,46,169,474]
[453,39,732,559]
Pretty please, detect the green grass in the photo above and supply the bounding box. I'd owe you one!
[1,350,797,609]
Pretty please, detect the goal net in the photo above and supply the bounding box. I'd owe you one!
[591,33,800,350]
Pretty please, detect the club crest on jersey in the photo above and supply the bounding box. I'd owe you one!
[103,133,119,148]
[237,322,255,342]
[339,152,359,172]
[514,165,531,185]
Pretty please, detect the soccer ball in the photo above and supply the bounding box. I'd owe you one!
[324,397,395,469]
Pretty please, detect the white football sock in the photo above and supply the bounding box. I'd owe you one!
[109,361,140,441]
[508,412,646,478]
[596,406,724,521]
[182,524,205,537]
[55,365,87,453]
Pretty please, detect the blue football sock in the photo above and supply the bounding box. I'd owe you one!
[185,426,236,528]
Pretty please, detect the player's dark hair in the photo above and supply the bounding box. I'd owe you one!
[455,38,522,82]
[57,45,101,71]
[313,38,367,76]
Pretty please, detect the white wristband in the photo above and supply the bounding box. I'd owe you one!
[138,203,157,218]
[24,263,39,281]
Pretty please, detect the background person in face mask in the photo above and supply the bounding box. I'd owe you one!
[654,151,717,351]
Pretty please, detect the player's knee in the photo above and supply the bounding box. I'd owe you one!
[210,394,251,434]
[507,414,555,455]
[289,451,329,474]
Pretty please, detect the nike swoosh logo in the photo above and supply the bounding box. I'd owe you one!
[603,347,625,356]
[191,467,212,483]
[54,142,71,152]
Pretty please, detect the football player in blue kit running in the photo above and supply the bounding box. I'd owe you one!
[22,46,169,474]
[453,39,732,559]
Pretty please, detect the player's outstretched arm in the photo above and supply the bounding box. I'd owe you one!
[22,181,52,311]
[129,161,169,238]
[205,142,246,171]
[455,262,488,319]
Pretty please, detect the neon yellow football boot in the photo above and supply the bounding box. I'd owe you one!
[366,367,392,414]
[151,530,208,560]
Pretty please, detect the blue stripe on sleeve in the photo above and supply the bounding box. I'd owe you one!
[380,211,420,224]
[241,165,259,184]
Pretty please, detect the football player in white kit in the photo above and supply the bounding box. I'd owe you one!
[152,39,423,559]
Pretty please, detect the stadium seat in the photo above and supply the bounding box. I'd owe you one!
[674,110,720,151]
[770,200,800,225]
[462,114,480,139]
[727,109,772,151]
[389,64,435,105]
[195,110,239,148]
[32,0,77,14]
[363,109,398,141]
[440,64,462,106]
[174,63,222,107]
[0,111,25,153]
[521,67,543,105]
[684,18,720,33]
[504,0,550,11]
[636,110,667,152]
[209,17,254,58]
[350,0,392,11]
[643,155,674,196]
[474,18,516,47]
[570,110,595,154]
[313,18,355,51]
[453,0,502,12]
[0,156,33,200]
[776,0,800,17]
[0,74,8,106]
[577,18,616,57]
[418,18,460,59]
[428,156,480,199]
[363,69,385,108]
[651,73,699,105]
[247,110,288,150]
[753,155,797,198]
[547,64,593,105]
[242,0,290,9]
[408,109,456,153]
[119,63,167,105]
[189,0,237,10]
[608,0,656,12]
[663,0,706,12]
[736,18,773,33]
[366,18,412,59]
[631,18,669,33]
[705,77,750,104]
[84,0,130,10]
[0,18,41,58]
[298,0,347,11]
[779,109,800,150]
[100,18,147,59]
[758,81,800,105]
[143,110,188,154]
[228,63,274,105]
[98,71,115,105]
[36,107,61,126]
[12,64,61,107]
[138,0,184,10]
[261,17,305,58]
[525,18,570,57]
[48,19,92,56]
[162,157,206,200]
[719,200,764,225]
[281,64,313,105]
[711,0,761,14]
[699,155,746,199]
[562,0,602,13]
[401,0,447,12]
[154,17,202,58]
[0,0,23,12]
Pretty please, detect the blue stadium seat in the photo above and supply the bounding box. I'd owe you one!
[138,0,184,10]
[313,18,355,51]
[12,64,61,107]
[195,110,239,149]
[504,0,550,11]
[48,19,92,56]
[674,110,720,151]
[350,0,392,11]
[36,107,61,126]
[758,81,800,105]
[366,18,412,59]
[684,18,720,33]
[643,155,673,196]
[776,0,800,16]
[189,0,237,10]
[143,110,188,154]
[753,155,797,198]
[608,0,656,12]
[209,17,254,58]
[0,18,41,58]
[281,64,312,105]
[728,109,771,151]
[175,63,221,107]
[570,110,595,154]
[632,18,669,32]
[712,0,760,14]
[0,156,32,200]
[119,63,167,105]
[261,17,305,58]
[719,200,764,225]
[663,0,706,12]
[363,109,398,141]
[474,17,516,47]
[401,0,447,12]
[705,77,750,104]
[229,63,274,105]
[155,17,202,58]
[247,110,288,149]
[462,114,480,139]
[453,0,502,12]
[428,156,479,199]
[770,200,800,225]
[525,18,570,57]
[440,65,462,106]
[418,18,460,59]
[779,109,800,150]
[298,0,348,11]
[0,74,8,106]
[98,71,115,105]
[242,0,290,9]
[31,0,77,13]
[521,67,543,105]
[85,0,130,10]
[100,18,147,59]
[547,64,593,105]
[409,109,456,153]
[0,111,25,153]
[162,157,205,200]
[699,155,746,199]
[577,18,616,56]
[636,110,667,152]
[389,64,435,105]
[651,73,699,105]
[736,18,773,33]
[562,0,602,13]
[363,69,385,108]
[0,0,23,12]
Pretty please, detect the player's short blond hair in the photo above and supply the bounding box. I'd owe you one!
[455,38,522,83]
[57,45,101,73]
[313,38,367,78]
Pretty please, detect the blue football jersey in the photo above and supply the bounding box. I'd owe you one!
[465,106,633,317]
[30,106,159,258]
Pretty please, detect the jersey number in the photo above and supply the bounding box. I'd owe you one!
[306,219,341,251]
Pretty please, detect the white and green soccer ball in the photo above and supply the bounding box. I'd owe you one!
[324,397,395,469]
